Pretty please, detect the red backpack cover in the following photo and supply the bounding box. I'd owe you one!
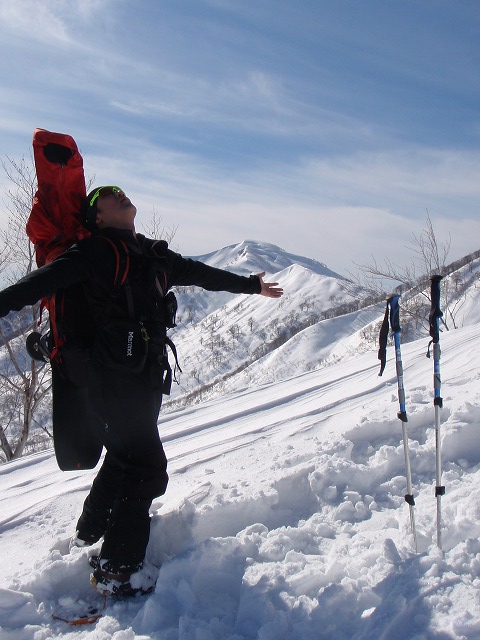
[25,129,92,370]
[26,128,89,267]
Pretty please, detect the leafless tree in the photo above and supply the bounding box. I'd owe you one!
[0,156,52,462]
[140,207,177,244]
[352,214,458,334]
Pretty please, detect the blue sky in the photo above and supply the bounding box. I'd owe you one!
[0,0,479,278]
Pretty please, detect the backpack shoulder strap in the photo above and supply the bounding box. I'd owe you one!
[99,237,130,290]
[96,236,134,320]
[149,240,169,294]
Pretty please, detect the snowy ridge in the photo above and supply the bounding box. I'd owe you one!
[2,323,480,637]
[167,240,366,407]
[225,303,387,393]
[190,239,344,280]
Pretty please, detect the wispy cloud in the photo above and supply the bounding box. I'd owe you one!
[76,134,480,274]
[0,0,90,44]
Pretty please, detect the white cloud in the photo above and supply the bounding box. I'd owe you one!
[76,136,480,277]
[294,148,480,211]
[0,0,70,44]
[0,0,115,46]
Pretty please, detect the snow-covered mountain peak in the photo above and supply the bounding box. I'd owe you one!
[190,239,345,280]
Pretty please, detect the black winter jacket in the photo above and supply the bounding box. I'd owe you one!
[0,228,262,348]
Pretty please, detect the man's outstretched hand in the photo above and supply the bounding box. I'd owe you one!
[257,272,284,298]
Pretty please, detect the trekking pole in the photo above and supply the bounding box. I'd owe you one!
[378,295,417,551]
[428,275,445,550]
[390,295,417,552]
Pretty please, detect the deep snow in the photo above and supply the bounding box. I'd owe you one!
[1,317,480,639]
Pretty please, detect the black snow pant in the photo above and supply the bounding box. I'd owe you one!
[75,359,169,573]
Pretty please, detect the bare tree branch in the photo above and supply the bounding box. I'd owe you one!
[0,155,51,461]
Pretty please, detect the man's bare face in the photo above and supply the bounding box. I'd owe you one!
[95,188,137,230]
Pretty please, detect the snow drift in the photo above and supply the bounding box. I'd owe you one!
[1,317,480,638]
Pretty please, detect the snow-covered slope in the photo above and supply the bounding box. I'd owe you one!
[213,252,480,394]
[1,322,480,638]
[217,303,385,393]
[167,240,366,406]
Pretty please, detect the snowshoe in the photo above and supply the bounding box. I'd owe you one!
[89,559,154,597]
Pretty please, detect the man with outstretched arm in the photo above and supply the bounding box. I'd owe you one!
[0,185,283,595]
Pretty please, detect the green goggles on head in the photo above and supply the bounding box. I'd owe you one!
[88,186,123,208]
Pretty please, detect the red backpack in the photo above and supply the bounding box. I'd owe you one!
[25,129,128,380]
[26,128,89,267]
